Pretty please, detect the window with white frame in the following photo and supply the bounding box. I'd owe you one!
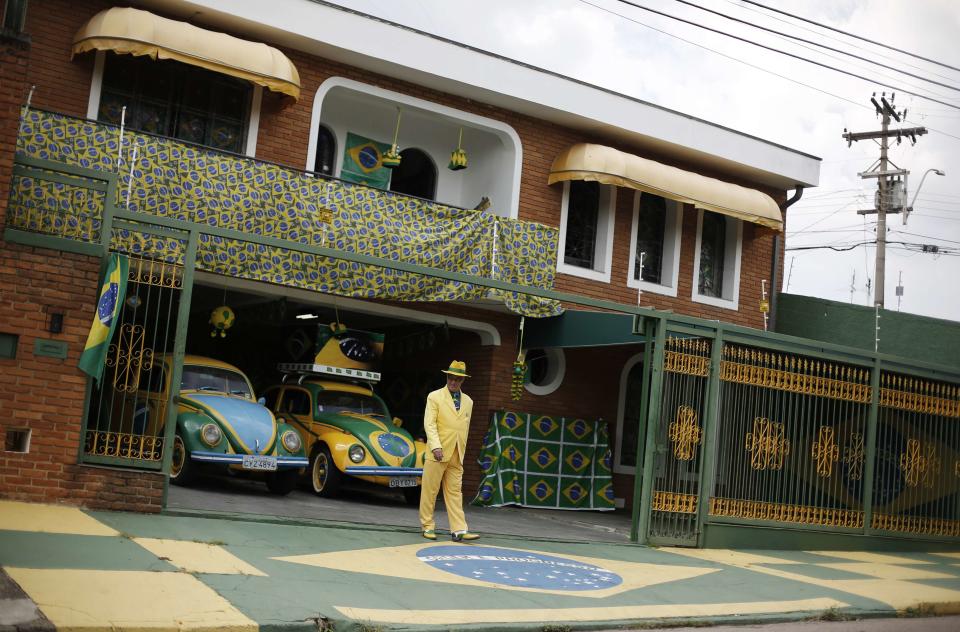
[692,210,743,308]
[557,181,616,282]
[96,54,252,154]
[627,192,682,297]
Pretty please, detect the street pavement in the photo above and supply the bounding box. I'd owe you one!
[2,495,960,632]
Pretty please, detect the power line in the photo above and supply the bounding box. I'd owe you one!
[722,0,960,86]
[612,0,960,110]
[668,0,960,94]
[740,0,960,73]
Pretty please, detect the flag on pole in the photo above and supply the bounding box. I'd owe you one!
[78,253,129,385]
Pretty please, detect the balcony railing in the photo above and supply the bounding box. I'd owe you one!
[9,108,562,317]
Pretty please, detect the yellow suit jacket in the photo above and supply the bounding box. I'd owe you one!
[423,387,473,463]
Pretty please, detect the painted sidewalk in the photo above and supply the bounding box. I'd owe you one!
[1,500,960,631]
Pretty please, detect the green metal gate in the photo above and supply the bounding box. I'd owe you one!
[81,222,194,469]
[647,336,712,545]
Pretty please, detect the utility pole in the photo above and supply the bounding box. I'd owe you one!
[843,92,927,309]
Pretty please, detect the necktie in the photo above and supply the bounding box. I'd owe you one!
[451,390,461,411]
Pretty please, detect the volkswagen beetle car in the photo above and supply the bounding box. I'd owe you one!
[262,375,427,504]
[157,355,308,494]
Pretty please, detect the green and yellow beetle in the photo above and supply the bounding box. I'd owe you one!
[263,376,427,504]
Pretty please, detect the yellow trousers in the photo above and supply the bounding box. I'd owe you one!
[419,445,467,533]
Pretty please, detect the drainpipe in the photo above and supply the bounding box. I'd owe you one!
[770,186,804,331]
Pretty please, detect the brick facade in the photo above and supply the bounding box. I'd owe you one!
[1,0,791,512]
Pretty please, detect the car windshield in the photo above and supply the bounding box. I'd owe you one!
[316,391,387,418]
[181,365,253,399]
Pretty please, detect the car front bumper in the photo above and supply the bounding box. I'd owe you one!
[191,451,308,468]
[344,466,424,477]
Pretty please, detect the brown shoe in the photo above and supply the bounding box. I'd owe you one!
[451,531,479,542]
[422,529,437,540]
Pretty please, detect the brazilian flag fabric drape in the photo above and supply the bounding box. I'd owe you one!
[78,253,129,384]
[340,132,392,189]
[472,410,615,510]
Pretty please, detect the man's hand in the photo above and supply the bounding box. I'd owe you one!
[432,448,443,461]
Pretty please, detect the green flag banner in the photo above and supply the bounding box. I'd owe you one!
[472,410,615,510]
[78,253,129,385]
[340,132,392,189]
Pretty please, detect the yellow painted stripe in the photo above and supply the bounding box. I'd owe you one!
[658,547,802,566]
[133,538,267,576]
[807,550,933,565]
[0,501,118,536]
[6,568,257,631]
[335,597,848,625]
[818,562,953,581]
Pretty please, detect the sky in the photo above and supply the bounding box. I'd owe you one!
[325,0,960,322]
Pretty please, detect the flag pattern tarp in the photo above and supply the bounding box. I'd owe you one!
[340,132,392,189]
[78,253,129,384]
[472,410,615,510]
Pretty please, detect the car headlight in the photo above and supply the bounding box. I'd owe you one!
[348,444,365,463]
[200,423,222,447]
[281,430,302,453]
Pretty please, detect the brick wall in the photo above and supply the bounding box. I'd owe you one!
[0,5,163,512]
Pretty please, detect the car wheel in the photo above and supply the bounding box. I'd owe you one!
[311,444,341,497]
[265,470,298,496]
[170,431,196,486]
[402,486,421,506]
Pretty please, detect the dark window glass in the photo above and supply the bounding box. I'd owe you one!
[316,391,388,418]
[563,181,600,269]
[388,148,437,200]
[619,360,646,468]
[262,387,280,411]
[2,0,28,32]
[282,389,311,415]
[144,367,167,394]
[180,365,253,399]
[635,193,666,283]
[698,211,727,298]
[98,54,250,154]
[314,126,336,175]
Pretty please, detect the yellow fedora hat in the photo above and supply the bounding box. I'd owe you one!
[441,360,470,378]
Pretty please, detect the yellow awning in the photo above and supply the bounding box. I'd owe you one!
[548,143,782,231]
[73,7,300,101]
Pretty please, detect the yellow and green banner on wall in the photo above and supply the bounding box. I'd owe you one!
[473,410,615,510]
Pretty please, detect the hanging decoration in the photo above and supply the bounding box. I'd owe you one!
[382,107,402,169]
[209,305,235,338]
[511,317,526,400]
[448,127,468,171]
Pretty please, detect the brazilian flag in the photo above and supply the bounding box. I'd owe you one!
[78,254,129,384]
[340,132,392,189]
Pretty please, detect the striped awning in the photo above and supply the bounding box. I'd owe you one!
[73,7,301,100]
[549,143,783,230]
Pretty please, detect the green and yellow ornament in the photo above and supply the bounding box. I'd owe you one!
[209,305,235,338]
[448,127,468,171]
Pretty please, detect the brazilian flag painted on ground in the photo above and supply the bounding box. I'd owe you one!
[472,410,615,510]
[78,253,129,385]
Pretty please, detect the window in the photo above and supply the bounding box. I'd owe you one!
[523,348,565,396]
[692,210,743,309]
[628,192,682,296]
[314,125,336,175]
[614,356,646,472]
[557,181,616,282]
[281,389,311,415]
[97,54,251,154]
[180,365,253,399]
[316,391,388,418]
[2,0,27,33]
[388,148,437,200]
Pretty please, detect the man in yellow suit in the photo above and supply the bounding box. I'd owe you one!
[419,360,480,542]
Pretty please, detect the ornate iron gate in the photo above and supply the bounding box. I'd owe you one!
[647,337,712,545]
[709,344,871,530]
[82,243,187,469]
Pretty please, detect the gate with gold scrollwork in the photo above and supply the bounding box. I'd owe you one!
[82,244,189,469]
[707,343,873,533]
[647,336,712,546]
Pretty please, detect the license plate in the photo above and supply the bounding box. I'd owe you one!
[242,455,277,471]
[389,478,418,488]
